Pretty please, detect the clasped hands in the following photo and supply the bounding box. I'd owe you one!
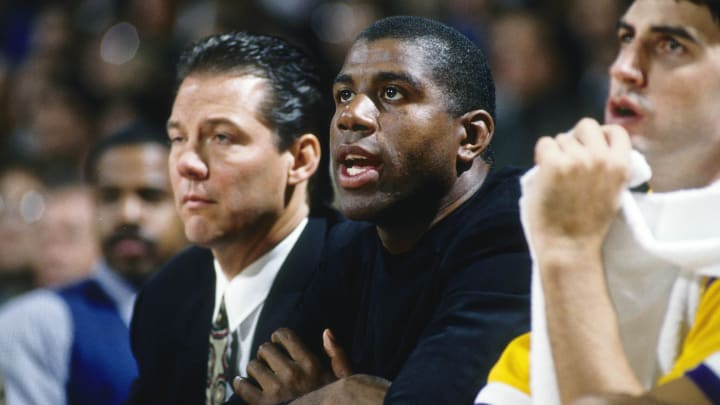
[233,328,389,405]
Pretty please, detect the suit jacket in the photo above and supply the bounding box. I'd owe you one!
[127,217,332,405]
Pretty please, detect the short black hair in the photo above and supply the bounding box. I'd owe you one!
[621,0,720,23]
[84,121,168,184]
[175,32,325,150]
[682,0,720,22]
[356,15,496,120]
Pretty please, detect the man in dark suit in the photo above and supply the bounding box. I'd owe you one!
[127,32,334,405]
[233,16,531,405]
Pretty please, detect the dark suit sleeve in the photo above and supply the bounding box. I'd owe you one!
[383,212,531,405]
[127,287,151,404]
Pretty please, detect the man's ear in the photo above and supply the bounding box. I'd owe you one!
[457,109,494,164]
[287,133,321,186]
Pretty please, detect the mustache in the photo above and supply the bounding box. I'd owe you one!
[612,89,653,112]
[102,225,156,252]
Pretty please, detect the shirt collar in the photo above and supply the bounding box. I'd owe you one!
[213,218,308,332]
[92,260,138,325]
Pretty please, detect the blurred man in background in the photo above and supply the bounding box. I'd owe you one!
[0,121,186,405]
[0,164,44,303]
[33,183,98,287]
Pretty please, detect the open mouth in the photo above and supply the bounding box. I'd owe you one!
[335,149,382,189]
[343,154,380,176]
[614,105,638,118]
[607,97,644,125]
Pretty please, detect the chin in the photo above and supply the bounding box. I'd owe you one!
[338,200,380,222]
[184,228,214,247]
[183,217,213,242]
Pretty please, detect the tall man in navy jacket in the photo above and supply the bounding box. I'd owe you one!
[233,16,532,405]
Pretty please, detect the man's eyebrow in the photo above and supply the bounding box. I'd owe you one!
[204,117,239,128]
[375,72,423,89]
[616,20,633,32]
[650,25,699,43]
[334,71,423,90]
[334,74,353,85]
[617,19,699,43]
[166,118,240,132]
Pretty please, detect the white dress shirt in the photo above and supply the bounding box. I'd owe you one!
[211,218,307,378]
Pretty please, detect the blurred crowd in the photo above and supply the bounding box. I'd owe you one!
[0,0,624,302]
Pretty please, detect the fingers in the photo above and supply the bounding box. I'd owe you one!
[233,376,263,404]
[527,118,632,247]
[574,118,609,152]
[270,328,322,376]
[603,124,632,166]
[603,124,631,149]
[534,136,562,166]
[535,118,631,172]
[247,358,282,392]
[271,328,308,359]
[550,119,604,162]
[323,329,352,378]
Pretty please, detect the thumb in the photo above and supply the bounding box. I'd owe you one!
[323,328,352,378]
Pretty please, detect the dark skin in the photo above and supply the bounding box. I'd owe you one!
[233,328,380,405]
[331,38,493,253]
[234,37,494,404]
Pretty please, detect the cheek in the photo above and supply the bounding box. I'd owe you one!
[221,168,285,213]
[151,204,180,226]
[94,206,116,234]
[169,170,182,193]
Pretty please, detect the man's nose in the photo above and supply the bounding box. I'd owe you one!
[609,43,647,89]
[175,145,209,181]
[334,95,378,139]
[119,194,143,224]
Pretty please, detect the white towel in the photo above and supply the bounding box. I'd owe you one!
[521,151,720,404]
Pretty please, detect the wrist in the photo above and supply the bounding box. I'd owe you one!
[534,235,603,266]
[534,236,606,287]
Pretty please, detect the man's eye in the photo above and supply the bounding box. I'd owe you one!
[97,189,120,203]
[168,134,184,144]
[382,86,402,101]
[214,133,230,143]
[138,188,168,203]
[338,89,354,102]
[658,37,685,55]
[617,31,633,46]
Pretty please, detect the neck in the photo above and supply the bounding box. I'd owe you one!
[377,161,490,254]
[646,147,720,192]
[212,188,309,279]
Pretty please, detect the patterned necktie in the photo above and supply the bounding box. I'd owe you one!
[206,297,238,405]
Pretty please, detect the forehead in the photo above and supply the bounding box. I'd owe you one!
[623,0,720,41]
[96,144,170,187]
[172,73,269,124]
[0,170,41,198]
[44,188,92,216]
[339,38,434,83]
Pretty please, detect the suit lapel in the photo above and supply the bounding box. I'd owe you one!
[169,248,216,352]
[250,218,327,358]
